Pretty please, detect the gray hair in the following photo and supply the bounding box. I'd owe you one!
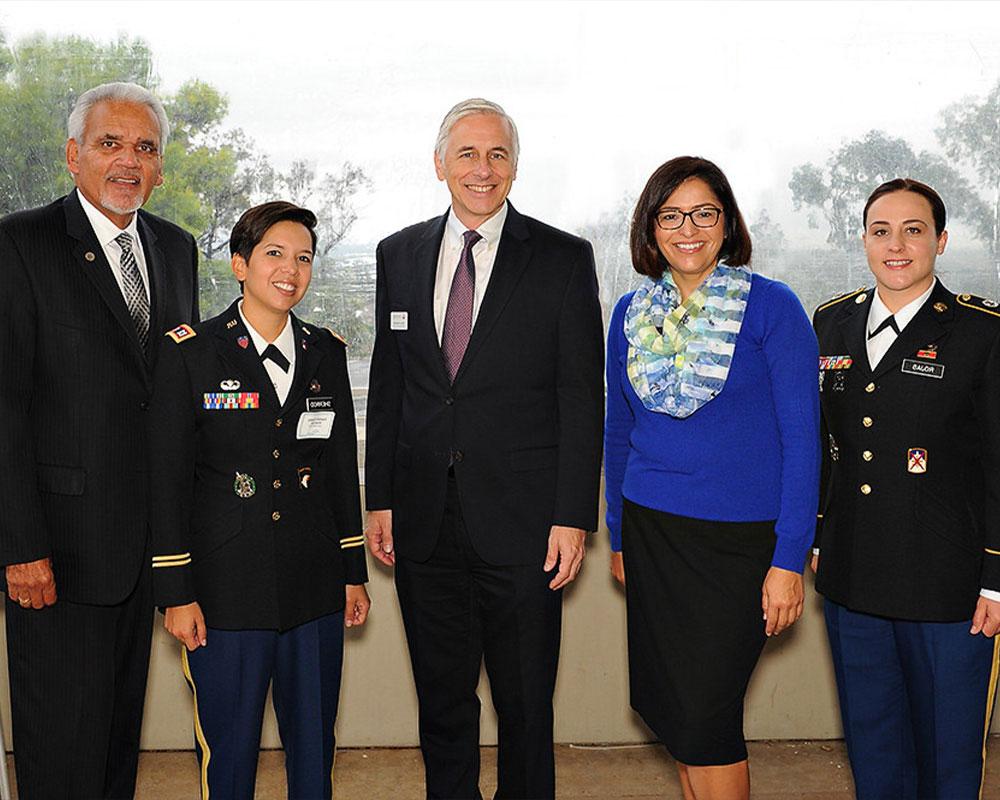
[67,82,170,151]
[434,98,519,168]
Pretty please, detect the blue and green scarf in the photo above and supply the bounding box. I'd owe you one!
[624,264,752,418]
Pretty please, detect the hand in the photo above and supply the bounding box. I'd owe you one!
[971,596,1000,637]
[544,525,586,590]
[761,566,804,636]
[610,551,625,586]
[164,602,207,651]
[365,509,395,566]
[810,553,819,574]
[345,584,371,628]
[6,558,57,610]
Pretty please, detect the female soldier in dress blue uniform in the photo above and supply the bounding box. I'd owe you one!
[149,201,369,799]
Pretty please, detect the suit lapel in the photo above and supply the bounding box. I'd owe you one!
[282,316,326,412]
[64,192,147,364]
[836,289,874,377]
[212,302,281,410]
[453,204,531,384]
[137,211,165,350]
[414,214,450,383]
[871,281,954,380]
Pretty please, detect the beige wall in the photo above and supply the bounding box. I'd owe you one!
[0,487,994,751]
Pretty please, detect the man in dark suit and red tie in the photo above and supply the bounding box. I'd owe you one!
[0,82,198,798]
[364,98,604,799]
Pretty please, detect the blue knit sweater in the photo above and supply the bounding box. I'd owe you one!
[604,273,820,572]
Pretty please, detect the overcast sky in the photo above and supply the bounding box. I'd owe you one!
[3,1,999,245]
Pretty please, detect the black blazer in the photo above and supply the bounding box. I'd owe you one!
[814,281,1000,621]
[0,191,198,604]
[148,302,367,631]
[365,204,604,566]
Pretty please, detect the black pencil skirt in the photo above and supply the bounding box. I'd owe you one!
[621,498,776,766]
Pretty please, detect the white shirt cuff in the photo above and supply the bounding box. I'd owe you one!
[979,588,1000,602]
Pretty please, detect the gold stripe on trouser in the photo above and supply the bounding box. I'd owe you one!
[979,636,1000,800]
[182,647,212,800]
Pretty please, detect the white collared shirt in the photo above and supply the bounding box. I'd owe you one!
[432,202,509,343]
[238,303,296,406]
[865,279,937,370]
[75,188,150,303]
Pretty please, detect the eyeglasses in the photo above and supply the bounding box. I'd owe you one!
[655,206,722,230]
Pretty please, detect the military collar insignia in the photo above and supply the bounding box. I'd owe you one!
[226,318,238,329]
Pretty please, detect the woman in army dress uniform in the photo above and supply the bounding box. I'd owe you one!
[813,179,1000,799]
[148,201,369,799]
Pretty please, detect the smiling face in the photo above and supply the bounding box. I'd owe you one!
[434,113,516,230]
[863,190,947,309]
[66,100,164,228]
[231,220,314,324]
[653,177,725,297]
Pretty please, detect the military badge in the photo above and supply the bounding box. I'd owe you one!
[226,318,238,329]
[855,293,867,304]
[166,324,197,343]
[907,448,927,474]
[203,392,259,410]
[298,466,312,489]
[220,379,240,391]
[238,335,250,349]
[933,302,948,313]
[819,355,853,370]
[916,345,937,360]
[234,472,257,498]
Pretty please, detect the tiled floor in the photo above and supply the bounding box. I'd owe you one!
[5,739,1000,798]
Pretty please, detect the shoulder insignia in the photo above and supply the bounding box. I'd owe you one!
[327,328,348,346]
[815,286,868,314]
[956,293,1000,318]
[165,324,197,343]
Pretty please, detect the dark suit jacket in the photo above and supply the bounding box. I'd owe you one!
[148,302,367,631]
[814,281,1000,621]
[365,203,604,566]
[0,190,199,604]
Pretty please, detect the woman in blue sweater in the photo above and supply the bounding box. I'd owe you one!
[605,156,819,800]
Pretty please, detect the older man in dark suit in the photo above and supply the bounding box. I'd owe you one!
[0,82,198,798]
[365,98,604,799]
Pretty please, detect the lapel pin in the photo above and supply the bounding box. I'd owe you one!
[933,302,947,313]
[310,379,321,393]
[237,335,249,349]
[301,339,308,351]
[84,251,96,262]
[226,319,238,329]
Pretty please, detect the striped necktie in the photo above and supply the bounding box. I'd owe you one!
[441,229,483,382]
[115,231,150,349]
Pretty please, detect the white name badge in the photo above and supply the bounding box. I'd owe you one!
[297,411,335,440]
[390,311,409,331]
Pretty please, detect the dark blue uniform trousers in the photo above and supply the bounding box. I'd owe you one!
[825,600,999,799]
[182,611,345,800]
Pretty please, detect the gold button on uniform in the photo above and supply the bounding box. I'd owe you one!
[863,451,873,461]
[272,511,281,521]
[862,416,873,427]
[273,449,280,459]
[860,484,872,495]
[865,382,876,393]
[275,418,283,428]
[273,479,282,489]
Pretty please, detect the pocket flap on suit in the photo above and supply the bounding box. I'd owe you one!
[36,464,86,496]
[509,446,558,472]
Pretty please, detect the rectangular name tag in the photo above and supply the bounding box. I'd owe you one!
[297,411,335,439]
[306,396,333,411]
[901,358,944,379]
[390,311,409,331]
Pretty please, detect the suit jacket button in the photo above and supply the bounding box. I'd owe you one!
[452,450,464,462]
[865,382,876,393]
[862,416,873,428]
[275,418,283,427]
[139,401,149,411]
[273,449,280,459]
[862,451,874,461]
[273,479,282,489]
[860,484,872,495]
[445,396,454,406]
[272,511,281,521]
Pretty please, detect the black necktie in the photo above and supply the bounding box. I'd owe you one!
[261,344,290,373]
[868,315,900,340]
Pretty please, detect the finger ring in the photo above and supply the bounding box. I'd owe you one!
[18,598,30,606]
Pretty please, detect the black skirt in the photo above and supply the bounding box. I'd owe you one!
[621,498,776,766]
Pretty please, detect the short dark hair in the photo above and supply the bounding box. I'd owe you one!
[862,178,946,236]
[630,156,752,280]
[229,201,319,263]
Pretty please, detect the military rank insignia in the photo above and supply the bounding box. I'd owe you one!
[234,472,256,498]
[907,448,927,474]
[203,392,260,410]
[166,324,196,343]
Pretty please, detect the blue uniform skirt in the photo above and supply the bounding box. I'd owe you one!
[621,499,776,766]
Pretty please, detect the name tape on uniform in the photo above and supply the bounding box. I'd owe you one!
[306,397,333,411]
[901,359,944,379]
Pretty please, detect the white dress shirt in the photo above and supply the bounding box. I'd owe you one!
[865,279,936,370]
[239,303,296,406]
[433,202,509,343]
[76,188,151,303]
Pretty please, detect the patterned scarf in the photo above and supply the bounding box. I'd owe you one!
[624,264,752,417]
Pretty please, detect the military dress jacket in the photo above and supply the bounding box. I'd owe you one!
[148,300,367,632]
[814,280,1000,621]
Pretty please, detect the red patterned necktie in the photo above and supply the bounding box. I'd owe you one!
[441,229,482,381]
